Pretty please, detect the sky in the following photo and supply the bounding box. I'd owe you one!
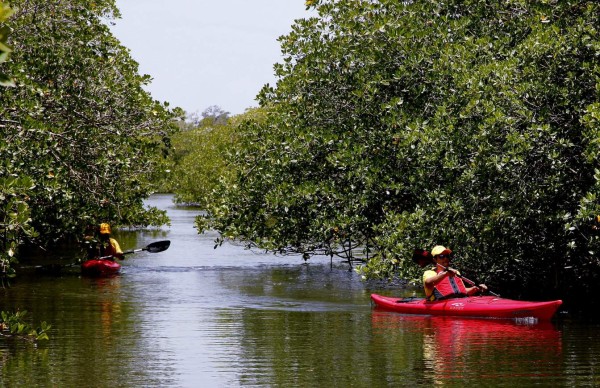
[110,0,312,116]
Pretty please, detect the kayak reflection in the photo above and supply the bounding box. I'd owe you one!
[371,310,562,382]
[87,276,124,342]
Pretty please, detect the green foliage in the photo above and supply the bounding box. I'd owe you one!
[0,310,51,341]
[0,1,13,86]
[0,176,38,281]
[199,0,600,303]
[168,124,236,207]
[165,108,262,210]
[0,0,180,271]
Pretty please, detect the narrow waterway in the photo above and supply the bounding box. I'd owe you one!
[1,194,598,387]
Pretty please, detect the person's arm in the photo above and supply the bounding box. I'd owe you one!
[424,268,458,288]
[466,284,488,296]
[110,238,125,260]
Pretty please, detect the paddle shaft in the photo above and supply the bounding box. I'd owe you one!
[97,247,140,261]
[123,248,144,255]
[96,240,170,260]
[97,251,133,260]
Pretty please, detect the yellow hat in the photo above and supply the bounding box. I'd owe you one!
[431,245,452,257]
[99,223,111,234]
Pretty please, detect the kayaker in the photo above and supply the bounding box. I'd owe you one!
[98,223,124,261]
[423,245,487,301]
[83,224,100,259]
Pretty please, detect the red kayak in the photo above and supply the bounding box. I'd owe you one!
[81,259,121,277]
[371,293,562,320]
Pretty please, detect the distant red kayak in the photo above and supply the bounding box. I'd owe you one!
[81,259,121,277]
[371,293,562,320]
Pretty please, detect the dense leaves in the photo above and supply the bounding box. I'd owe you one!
[198,0,600,305]
[0,0,179,275]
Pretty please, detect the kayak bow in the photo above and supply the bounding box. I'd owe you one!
[370,294,562,320]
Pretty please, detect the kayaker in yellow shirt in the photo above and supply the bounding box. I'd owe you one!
[423,245,487,301]
[98,223,124,260]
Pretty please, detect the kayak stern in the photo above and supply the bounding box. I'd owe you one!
[81,259,121,277]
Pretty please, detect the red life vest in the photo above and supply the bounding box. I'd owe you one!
[430,271,468,301]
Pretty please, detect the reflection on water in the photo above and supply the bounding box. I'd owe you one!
[1,194,600,386]
[372,311,563,385]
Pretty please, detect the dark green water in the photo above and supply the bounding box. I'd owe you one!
[1,194,598,387]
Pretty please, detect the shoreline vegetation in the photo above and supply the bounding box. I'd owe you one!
[1,1,600,318]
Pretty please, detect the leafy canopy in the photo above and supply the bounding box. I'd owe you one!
[0,0,181,275]
[198,0,600,304]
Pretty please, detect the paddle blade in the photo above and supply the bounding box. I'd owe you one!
[145,240,170,253]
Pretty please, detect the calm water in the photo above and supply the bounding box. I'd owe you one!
[1,194,599,387]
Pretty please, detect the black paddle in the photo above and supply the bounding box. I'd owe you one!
[412,248,500,297]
